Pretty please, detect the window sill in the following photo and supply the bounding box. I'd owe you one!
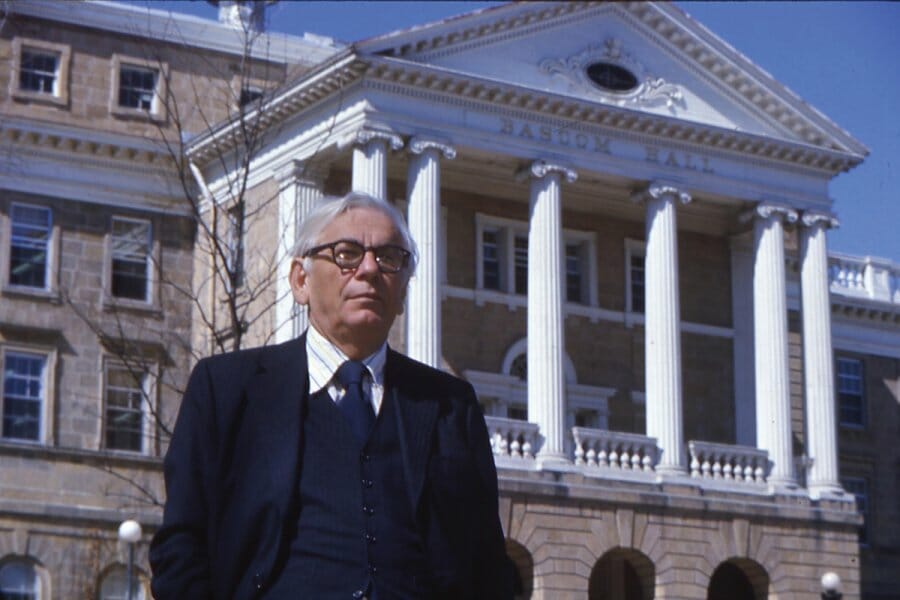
[102,295,163,318]
[1,284,61,303]
[11,88,68,108]
[110,105,165,123]
[0,439,161,467]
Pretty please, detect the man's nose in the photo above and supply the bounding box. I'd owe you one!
[354,249,380,277]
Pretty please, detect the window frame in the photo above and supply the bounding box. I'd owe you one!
[102,358,157,455]
[836,356,865,428]
[109,54,168,121]
[4,203,58,294]
[104,216,158,308]
[475,213,597,306]
[0,346,56,446]
[10,37,71,107]
[624,238,646,325]
[0,556,48,600]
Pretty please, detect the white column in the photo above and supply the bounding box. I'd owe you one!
[632,182,691,476]
[800,211,843,499]
[351,130,403,200]
[274,161,327,343]
[525,160,577,466]
[749,203,798,488]
[406,137,455,368]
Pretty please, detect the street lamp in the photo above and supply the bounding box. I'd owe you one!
[117,519,142,600]
[821,571,842,600]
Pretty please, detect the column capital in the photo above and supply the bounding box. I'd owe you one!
[631,181,692,205]
[354,128,404,151]
[741,202,799,224]
[800,210,840,230]
[274,159,329,189]
[408,136,456,160]
[519,159,577,183]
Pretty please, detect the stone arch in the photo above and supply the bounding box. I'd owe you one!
[588,547,654,600]
[707,557,769,600]
[702,519,783,596]
[501,337,577,383]
[505,539,534,600]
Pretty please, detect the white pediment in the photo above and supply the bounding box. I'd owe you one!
[359,2,866,157]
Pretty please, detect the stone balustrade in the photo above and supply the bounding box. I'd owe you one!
[572,427,659,472]
[829,253,899,304]
[688,440,769,484]
[485,416,540,460]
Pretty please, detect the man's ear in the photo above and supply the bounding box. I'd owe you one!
[289,258,310,306]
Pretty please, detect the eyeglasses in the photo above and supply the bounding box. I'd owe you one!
[303,239,411,273]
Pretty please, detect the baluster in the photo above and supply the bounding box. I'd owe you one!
[630,445,642,470]
[722,456,734,480]
[701,454,712,478]
[598,443,609,467]
[586,443,597,467]
[690,452,700,477]
[574,438,585,465]
[609,446,620,469]
[522,433,533,459]
[510,431,522,458]
[712,454,723,479]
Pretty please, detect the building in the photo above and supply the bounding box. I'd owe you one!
[1,1,898,598]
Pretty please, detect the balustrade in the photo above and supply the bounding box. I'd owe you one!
[485,416,540,460]
[688,440,768,484]
[572,427,659,472]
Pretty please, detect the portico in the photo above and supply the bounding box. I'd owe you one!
[187,2,867,596]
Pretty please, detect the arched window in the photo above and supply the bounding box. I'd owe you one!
[0,558,40,600]
[98,565,146,600]
[589,548,654,600]
[707,559,768,600]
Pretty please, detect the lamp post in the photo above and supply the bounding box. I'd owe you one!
[118,519,142,600]
[821,571,842,600]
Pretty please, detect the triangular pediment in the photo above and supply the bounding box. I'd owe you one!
[358,2,866,158]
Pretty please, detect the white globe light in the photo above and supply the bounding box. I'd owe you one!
[118,519,143,543]
[821,571,841,592]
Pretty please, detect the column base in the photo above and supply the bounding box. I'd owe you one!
[655,464,688,478]
[808,482,849,502]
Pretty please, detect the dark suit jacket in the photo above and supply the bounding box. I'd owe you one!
[149,336,513,599]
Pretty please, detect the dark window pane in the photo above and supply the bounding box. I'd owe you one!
[118,66,157,110]
[630,253,645,313]
[2,353,45,441]
[566,243,582,303]
[111,219,150,300]
[19,49,57,93]
[514,235,527,295]
[482,229,501,290]
[105,365,145,452]
[9,205,51,288]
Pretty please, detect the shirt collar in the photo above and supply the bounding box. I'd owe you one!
[306,324,386,394]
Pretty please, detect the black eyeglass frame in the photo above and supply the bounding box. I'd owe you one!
[302,239,411,273]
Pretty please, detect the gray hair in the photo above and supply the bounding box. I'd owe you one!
[291,191,419,275]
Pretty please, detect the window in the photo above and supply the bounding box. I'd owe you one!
[513,234,528,295]
[482,228,501,291]
[19,49,57,94]
[9,204,51,289]
[118,65,157,111]
[2,352,46,442]
[104,363,150,452]
[110,55,167,119]
[476,214,596,305]
[0,558,40,600]
[625,240,646,314]
[110,218,151,302]
[837,357,864,427]
[842,477,869,545]
[565,243,583,303]
[10,37,70,106]
[99,565,146,600]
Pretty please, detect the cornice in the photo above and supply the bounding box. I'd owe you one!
[0,117,173,168]
[360,1,866,162]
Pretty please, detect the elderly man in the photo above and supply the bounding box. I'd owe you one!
[150,192,513,599]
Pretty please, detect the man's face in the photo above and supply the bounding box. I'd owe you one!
[290,207,410,359]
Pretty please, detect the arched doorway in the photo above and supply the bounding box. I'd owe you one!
[589,548,654,600]
[506,539,534,600]
[707,558,769,600]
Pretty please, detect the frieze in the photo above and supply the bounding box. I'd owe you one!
[498,116,715,175]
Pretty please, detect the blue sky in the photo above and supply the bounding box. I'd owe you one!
[139,1,900,262]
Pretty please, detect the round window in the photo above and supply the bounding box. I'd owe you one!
[585,62,639,92]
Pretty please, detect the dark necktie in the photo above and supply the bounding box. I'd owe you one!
[335,360,375,444]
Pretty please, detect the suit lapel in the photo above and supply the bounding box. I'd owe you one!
[387,351,439,512]
[242,336,308,506]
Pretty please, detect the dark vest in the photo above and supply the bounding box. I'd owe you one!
[262,390,430,598]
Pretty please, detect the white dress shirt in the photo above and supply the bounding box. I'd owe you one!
[305,324,386,415]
